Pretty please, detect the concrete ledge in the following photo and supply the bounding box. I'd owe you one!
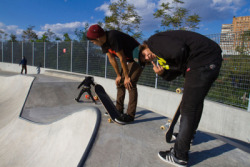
[44,69,250,143]
[0,75,101,167]
[0,62,45,74]
[1,63,249,143]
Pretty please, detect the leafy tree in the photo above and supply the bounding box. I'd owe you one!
[235,30,250,55]
[36,34,49,42]
[9,33,17,42]
[104,0,142,39]
[0,30,4,41]
[44,29,56,41]
[0,30,8,41]
[63,33,71,41]
[154,0,200,31]
[74,23,89,42]
[22,25,38,42]
[55,37,62,41]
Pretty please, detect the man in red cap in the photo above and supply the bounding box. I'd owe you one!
[87,24,144,124]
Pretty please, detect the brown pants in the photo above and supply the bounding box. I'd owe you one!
[116,62,143,117]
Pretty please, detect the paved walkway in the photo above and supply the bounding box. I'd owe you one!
[0,71,249,167]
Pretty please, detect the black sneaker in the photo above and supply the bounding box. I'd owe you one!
[115,114,134,124]
[158,148,187,167]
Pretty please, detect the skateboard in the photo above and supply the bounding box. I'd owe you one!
[163,88,183,143]
[94,84,124,125]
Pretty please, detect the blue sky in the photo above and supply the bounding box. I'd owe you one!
[0,0,249,40]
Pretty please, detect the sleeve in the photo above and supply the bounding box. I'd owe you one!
[148,34,189,73]
[109,33,123,52]
[159,69,182,81]
[78,80,84,89]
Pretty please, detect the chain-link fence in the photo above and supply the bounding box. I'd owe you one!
[0,31,249,111]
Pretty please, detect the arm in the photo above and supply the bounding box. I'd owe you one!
[106,52,122,85]
[116,50,132,90]
[151,61,181,81]
[77,80,84,89]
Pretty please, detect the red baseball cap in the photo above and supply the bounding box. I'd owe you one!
[87,24,105,40]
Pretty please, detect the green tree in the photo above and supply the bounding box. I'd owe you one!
[63,33,71,41]
[9,33,17,42]
[154,0,200,31]
[74,23,89,42]
[104,0,142,39]
[235,30,250,55]
[22,25,38,42]
[44,29,56,41]
[0,30,4,41]
[0,30,8,41]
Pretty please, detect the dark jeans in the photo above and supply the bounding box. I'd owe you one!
[116,62,143,117]
[21,65,27,74]
[76,88,95,102]
[174,61,222,161]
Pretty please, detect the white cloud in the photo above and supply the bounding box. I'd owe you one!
[95,3,112,16]
[39,21,88,38]
[0,22,23,37]
[94,0,247,36]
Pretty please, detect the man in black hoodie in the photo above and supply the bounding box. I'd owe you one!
[139,30,222,167]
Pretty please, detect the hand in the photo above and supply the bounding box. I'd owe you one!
[151,61,164,75]
[124,77,132,90]
[115,76,122,86]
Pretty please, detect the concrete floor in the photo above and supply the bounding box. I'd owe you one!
[0,70,250,167]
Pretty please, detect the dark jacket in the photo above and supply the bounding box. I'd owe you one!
[19,57,27,66]
[147,30,222,81]
[78,77,95,89]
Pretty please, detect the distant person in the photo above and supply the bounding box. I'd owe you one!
[75,76,96,104]
[19,56,27,74]
[139,30,222,167]
[86,24,144,124]
[36,63,42,74]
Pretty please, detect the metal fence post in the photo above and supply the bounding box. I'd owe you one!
[32,42,34,66]
[44,42,46,68]
[2,41,3,62]
[57,42,58,70]
[248,93,250,112]
[71,41,73,72]
[86,41,89,75]
[105,54,107,78]
[155,61,159,89]
[12,42,13,64]
[22,41,23,59]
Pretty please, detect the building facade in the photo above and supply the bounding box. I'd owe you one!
[220,16,250,55]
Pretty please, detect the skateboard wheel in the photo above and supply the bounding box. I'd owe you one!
[160,125,165,130]
[176,88,184,94]
[108,118,112,123]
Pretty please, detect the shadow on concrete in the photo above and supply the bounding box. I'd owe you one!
[206,132,250,154]
[133,110,166,124]
[192,131,217,146]
[189,143,235,166]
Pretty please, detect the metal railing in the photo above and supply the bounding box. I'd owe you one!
[0,31,249,111]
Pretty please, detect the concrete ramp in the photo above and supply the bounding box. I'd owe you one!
[0,75,100,167]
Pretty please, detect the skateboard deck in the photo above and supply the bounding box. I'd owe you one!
[94,84,124,125]
[164,88,183,143]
